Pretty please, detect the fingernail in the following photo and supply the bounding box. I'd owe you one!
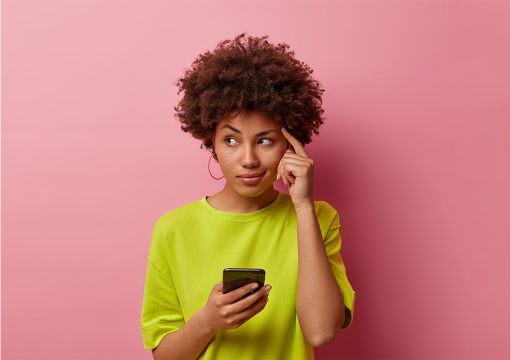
[281,127,286,132]
[277,174,280,180]
[251,283,259,289]
[265,285,272,292]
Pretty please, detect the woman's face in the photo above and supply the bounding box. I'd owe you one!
[213,109,291,198]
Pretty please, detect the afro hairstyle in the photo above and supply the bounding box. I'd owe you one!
[173,32,326,161]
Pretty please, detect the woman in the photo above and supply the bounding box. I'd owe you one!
[141,33,356,360]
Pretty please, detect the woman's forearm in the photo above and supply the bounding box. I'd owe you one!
[152,307,217,360]
[295,202,345,347]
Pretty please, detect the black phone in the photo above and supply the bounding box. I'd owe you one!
[223,268,266,300]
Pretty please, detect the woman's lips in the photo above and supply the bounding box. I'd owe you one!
[237,171,265,184]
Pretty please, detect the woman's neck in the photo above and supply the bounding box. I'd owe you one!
[206,186,279,214]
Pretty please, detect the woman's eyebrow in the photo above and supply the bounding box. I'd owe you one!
[220,124,277,137]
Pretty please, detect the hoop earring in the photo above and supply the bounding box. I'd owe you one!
[208,153,224,180]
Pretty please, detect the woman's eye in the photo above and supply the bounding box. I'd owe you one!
[225,137,238,146]
[225,137,273,146]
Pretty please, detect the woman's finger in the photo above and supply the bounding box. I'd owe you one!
[279,163,295,186]
[281,153,310,164]
[281,127,309,158]
[277,153,309,175]
[231,293,269,327]
[280,157,311,168]
[278,159,292,186]
[278,157,296,186]
[279,156,311,180]
[282,162,309,182]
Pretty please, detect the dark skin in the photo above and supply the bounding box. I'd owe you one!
[207,109,293,213]
[207,109,344,346]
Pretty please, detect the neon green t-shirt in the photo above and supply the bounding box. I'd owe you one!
[141,190,356,359]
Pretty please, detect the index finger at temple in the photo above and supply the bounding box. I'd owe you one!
[281,127,309,158]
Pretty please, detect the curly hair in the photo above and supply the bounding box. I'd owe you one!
[173,32,325,160]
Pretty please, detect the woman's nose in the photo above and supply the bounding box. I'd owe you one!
[240,145,259,167]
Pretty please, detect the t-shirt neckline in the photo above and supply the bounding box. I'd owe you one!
[199,190,286,223]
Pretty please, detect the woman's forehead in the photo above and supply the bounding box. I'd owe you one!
[216,110,280,133]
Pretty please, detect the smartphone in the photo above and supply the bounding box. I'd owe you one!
[223,268,266,300]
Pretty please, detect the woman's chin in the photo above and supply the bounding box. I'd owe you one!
[230,181,274,198]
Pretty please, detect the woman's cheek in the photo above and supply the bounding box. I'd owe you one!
[268,152,285,170]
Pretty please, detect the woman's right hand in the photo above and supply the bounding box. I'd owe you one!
[199,281,271,332]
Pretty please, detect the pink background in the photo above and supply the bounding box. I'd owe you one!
[2,0,509,359]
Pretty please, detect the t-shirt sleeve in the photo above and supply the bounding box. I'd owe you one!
[323,210,356,330]
[140,217,185,350]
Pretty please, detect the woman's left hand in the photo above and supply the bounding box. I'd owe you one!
[277,127,314,208]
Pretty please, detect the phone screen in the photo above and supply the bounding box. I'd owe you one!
[223,268,266,299]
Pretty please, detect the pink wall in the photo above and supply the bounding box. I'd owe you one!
[2,0,509,359]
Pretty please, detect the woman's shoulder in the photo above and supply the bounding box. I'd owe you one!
[313,200,341,231]
[153,198,203,229]
[313,199,339,216]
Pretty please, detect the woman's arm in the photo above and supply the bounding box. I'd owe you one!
[277,127,345,347]
[295,202,345,347]
[152,307,216,360]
